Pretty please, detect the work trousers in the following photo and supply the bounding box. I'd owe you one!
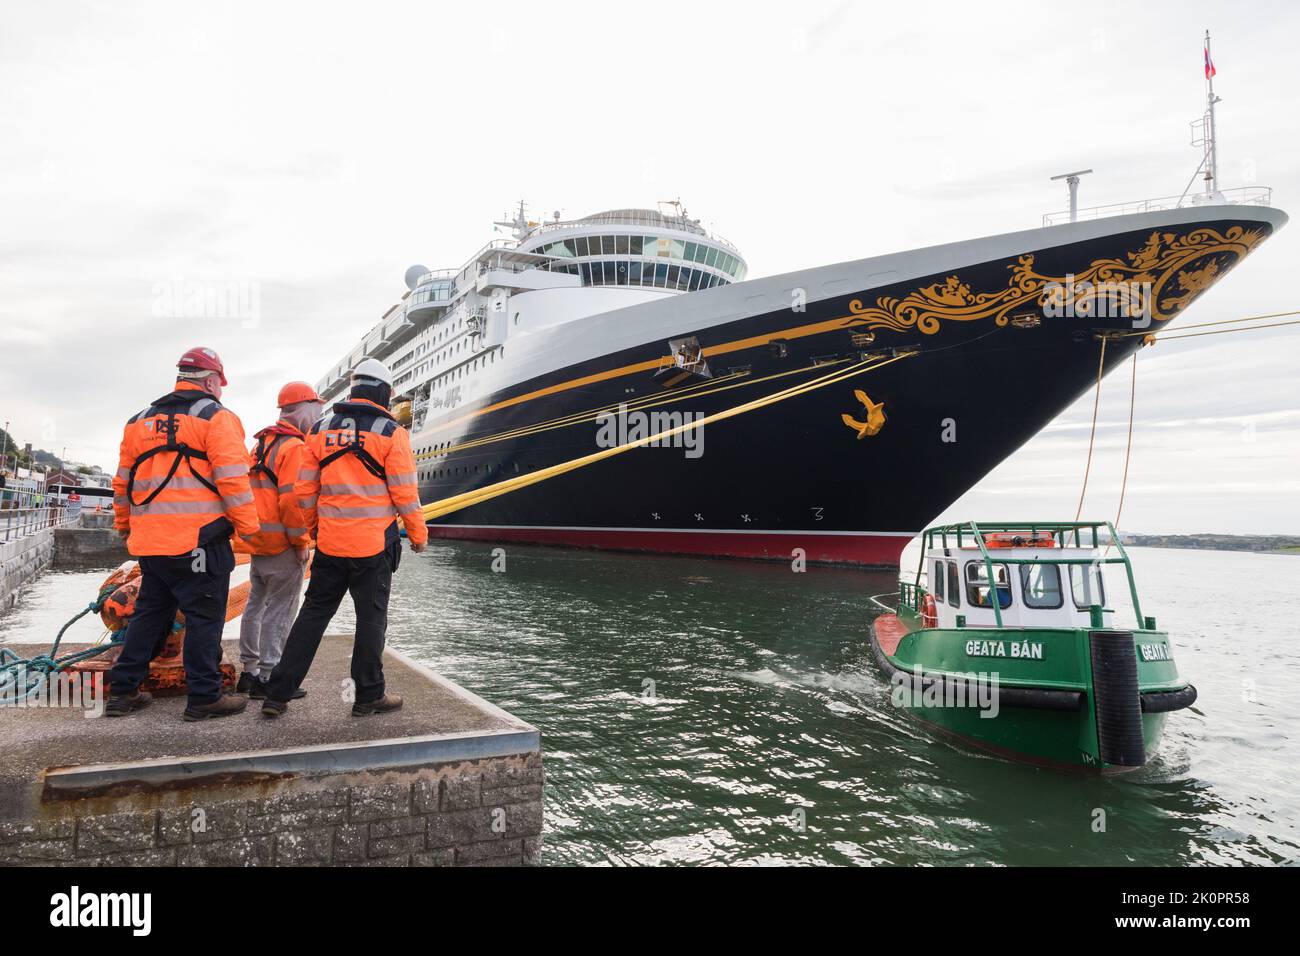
[238,549,306,680]
[265,543,398,705]
[106,539,234,707]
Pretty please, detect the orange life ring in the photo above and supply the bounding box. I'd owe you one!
[984,532,1055,549]
[920,593,938,629]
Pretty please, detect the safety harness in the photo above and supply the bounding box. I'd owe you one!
[250,425,301,486]
[125,393,220,508]
[316,405,395,482]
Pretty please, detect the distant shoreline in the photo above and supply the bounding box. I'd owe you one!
[1120,534,1300,556]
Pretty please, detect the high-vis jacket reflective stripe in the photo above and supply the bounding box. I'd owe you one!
[295,398,428,558]
[233,421,312,556]
[113,381,260,556]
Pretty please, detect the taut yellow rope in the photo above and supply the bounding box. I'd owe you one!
[422,351,917,521]
[1074,335,1107,522]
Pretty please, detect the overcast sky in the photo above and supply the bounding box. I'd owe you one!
[2,0,1296,534]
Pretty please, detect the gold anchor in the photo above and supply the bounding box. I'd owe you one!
[841,390,887,439]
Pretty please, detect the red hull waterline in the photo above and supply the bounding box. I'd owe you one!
[424,525,912,566]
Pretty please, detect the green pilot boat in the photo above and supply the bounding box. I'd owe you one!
[870,521,1197,772]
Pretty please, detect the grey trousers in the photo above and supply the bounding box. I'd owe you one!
[238,549,306,680]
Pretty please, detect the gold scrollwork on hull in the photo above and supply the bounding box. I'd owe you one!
[835,225,1268,335]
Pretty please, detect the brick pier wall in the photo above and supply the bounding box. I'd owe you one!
[0,752,543,867]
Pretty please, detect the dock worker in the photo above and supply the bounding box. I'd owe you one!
[233,381,325,699]
[106,346,261,721]
[262,357,428,718]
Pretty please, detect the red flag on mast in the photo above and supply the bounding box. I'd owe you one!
[1204,45,1216,79]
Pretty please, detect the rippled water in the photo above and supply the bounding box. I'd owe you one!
[4,545,1296,865]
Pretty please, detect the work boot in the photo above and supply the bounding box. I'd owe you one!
[182,693,248,722]
[352,693,403,717]
[105,689,152,717]
[235,671,259,695]
[249,678,305,701]
[261,699,289,719]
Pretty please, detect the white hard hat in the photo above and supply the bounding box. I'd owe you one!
[351,357,393,388]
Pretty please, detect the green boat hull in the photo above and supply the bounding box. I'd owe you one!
[871,610,1195,772]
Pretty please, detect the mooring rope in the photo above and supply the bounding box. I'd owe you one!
[421,350,918,521]
[1105,353,1139,558]
[0,586,121,703]
[1074,335,1108,522]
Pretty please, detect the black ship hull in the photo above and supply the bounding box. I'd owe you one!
[409,213,1280,565]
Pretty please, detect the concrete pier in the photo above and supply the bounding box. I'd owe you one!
[0,635,543,866]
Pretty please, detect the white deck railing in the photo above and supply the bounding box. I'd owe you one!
[1042,186,1273,227]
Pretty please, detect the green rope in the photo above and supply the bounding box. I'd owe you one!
[0,584,124,703]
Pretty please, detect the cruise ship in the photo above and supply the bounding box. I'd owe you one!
[317,193,1285,566]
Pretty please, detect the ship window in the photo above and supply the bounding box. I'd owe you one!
[693,244,707,263]
[615,261,629,285]
[628,261,643,285]
[946,561,960,607]
[654,263,669,287]
[688,269,703,291]
[667,265,680,287]
[705,246,719,267]
[932,561,945,602]
[601,236,615,255]
[655,237,671,257]
[603,261,616,283]
[1020,564,1063,609]
[615,235,629,255]
[628,235,643,255]
[1069,563,1106,610]
[684,242,697,262]
[966,561,1012,609]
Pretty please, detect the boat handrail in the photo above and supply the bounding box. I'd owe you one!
[911,519,1145,629]
[1041,185,1273,227]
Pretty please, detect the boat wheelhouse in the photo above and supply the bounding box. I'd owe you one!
[871,521,1197,772]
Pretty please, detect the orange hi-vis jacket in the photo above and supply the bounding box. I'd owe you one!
[233,421,312,557]
[295,398,428,558]
[113,380,260,556]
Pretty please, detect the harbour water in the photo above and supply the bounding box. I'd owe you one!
[3,545,1295,866]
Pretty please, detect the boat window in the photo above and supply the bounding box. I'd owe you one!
[946,561,960,608]
[1069,563,1107,610]
[601,236,615,255]
[966,561,1012,609]
[615,235,629,255]
[932,561,945,602]
[1020,563,1063,609]
[629,235,643,255]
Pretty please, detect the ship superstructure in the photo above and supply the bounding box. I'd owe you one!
[318,190,1284,566]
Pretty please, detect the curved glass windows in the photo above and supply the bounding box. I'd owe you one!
[529,233,747,282]
[534,234,744,275]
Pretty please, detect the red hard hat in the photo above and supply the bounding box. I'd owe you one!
[177,346,227,386]
[277,381,321,407]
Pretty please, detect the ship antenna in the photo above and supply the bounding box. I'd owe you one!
[1203,29,1221,196]
[1050,169,1093,223]
[492,199,532,241]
